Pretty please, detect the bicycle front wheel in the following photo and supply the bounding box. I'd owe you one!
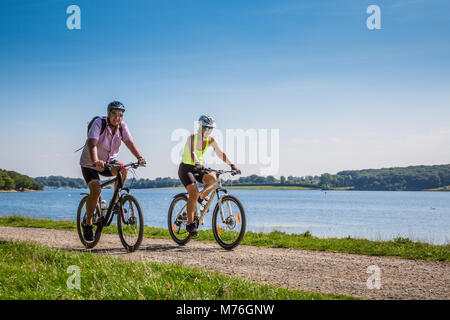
[117,194,144,252]
[212,195,246,250]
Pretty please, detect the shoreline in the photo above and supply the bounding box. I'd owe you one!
[32,186,450,191]
[0,190,39,193]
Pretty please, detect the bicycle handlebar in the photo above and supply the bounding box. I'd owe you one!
[104,161,143,170]
[199,167,241,176]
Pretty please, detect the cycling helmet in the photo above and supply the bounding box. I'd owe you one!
[107,101,125,114]
[198,115,216,128]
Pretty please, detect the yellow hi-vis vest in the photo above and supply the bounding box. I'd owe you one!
[181,133,210,165]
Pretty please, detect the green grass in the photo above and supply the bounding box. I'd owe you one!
[423,185,450,191]
[0,216,448,262]
[0,241,352,300]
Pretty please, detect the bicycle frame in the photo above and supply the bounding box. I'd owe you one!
[97,169,130,226]
[188,173,232,226]
[196,181,219,225]
[77,161,144,251]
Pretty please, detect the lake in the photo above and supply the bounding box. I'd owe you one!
[0,189,449,244]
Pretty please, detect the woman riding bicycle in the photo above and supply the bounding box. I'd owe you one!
[178,115,240,236]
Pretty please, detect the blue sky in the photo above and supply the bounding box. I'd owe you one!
[1,0,449,179]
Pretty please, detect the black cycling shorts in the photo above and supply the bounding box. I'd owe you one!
[178,163,205,187]
[81,166,114,185]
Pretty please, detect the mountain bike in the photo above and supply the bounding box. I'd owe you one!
[76,161,144,252]
[168,167,246,250]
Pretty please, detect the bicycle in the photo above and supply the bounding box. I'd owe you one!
[76,161,144,252]
[168,167,246,250]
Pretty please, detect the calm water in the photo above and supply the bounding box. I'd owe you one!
[0,189,449,244]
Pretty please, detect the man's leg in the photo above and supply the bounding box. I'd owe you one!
[86,180,101,225]
[110,167,128,202]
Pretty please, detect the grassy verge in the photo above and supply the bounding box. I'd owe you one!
[0,241,352,299]
[423,185,450,191]
[0,216,448,262]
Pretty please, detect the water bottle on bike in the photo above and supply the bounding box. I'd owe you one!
[100,200,107,217]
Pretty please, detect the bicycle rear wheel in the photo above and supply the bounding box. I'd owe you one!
[168,194,192,245]
[117,194,144,252]
[76,196,103,249]
[212,195,246,250]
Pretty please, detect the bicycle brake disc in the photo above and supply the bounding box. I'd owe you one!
[225,216,236,229]
[127,216,136,226]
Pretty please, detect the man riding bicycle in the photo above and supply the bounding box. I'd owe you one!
[79,101,146,241]
[178,115,240,237]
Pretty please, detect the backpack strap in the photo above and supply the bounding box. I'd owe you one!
[75,117,122,153]
[100,118,107,136]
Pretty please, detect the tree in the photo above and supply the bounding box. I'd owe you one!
[266,176,276,184]
[319,173,334,188]
[3,175,15,190]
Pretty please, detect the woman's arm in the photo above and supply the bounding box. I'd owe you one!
[187,134,201,165]
[210,137,233,166]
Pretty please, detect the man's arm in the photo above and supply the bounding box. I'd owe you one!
[87,138,105,169]
[124,139,146,165]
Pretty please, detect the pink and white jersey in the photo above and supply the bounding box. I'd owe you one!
[80,118,132,170]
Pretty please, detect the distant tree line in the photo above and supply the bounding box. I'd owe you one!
[318,164,450,191]
[126,175,322,189]
[32,164,450,191]
[222,175,321,188]
[126,177,182,189]
[33,176,183,189]
[34,176,87,189]
[0,169,43,191]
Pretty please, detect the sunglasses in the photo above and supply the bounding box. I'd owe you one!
[110,111,124,118]
[203,126,213,131]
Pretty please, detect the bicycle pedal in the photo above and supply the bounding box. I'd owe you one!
[190,231,199,237]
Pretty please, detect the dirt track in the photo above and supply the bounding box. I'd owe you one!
[0,226,448,300]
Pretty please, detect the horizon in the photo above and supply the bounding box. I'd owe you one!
[1,0,449,179]
[22,162,450,180]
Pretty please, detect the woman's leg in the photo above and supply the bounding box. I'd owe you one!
[186,183,199,224]
[200,172,217,199]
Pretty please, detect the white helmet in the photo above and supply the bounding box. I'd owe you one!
[198,115,216,128]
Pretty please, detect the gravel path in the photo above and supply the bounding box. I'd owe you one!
[0,226,448,300]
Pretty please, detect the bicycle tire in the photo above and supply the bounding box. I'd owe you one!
[168,193,192,246]
[212,195,246,250]
[117,194,144,252]
[76,196,103,249]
